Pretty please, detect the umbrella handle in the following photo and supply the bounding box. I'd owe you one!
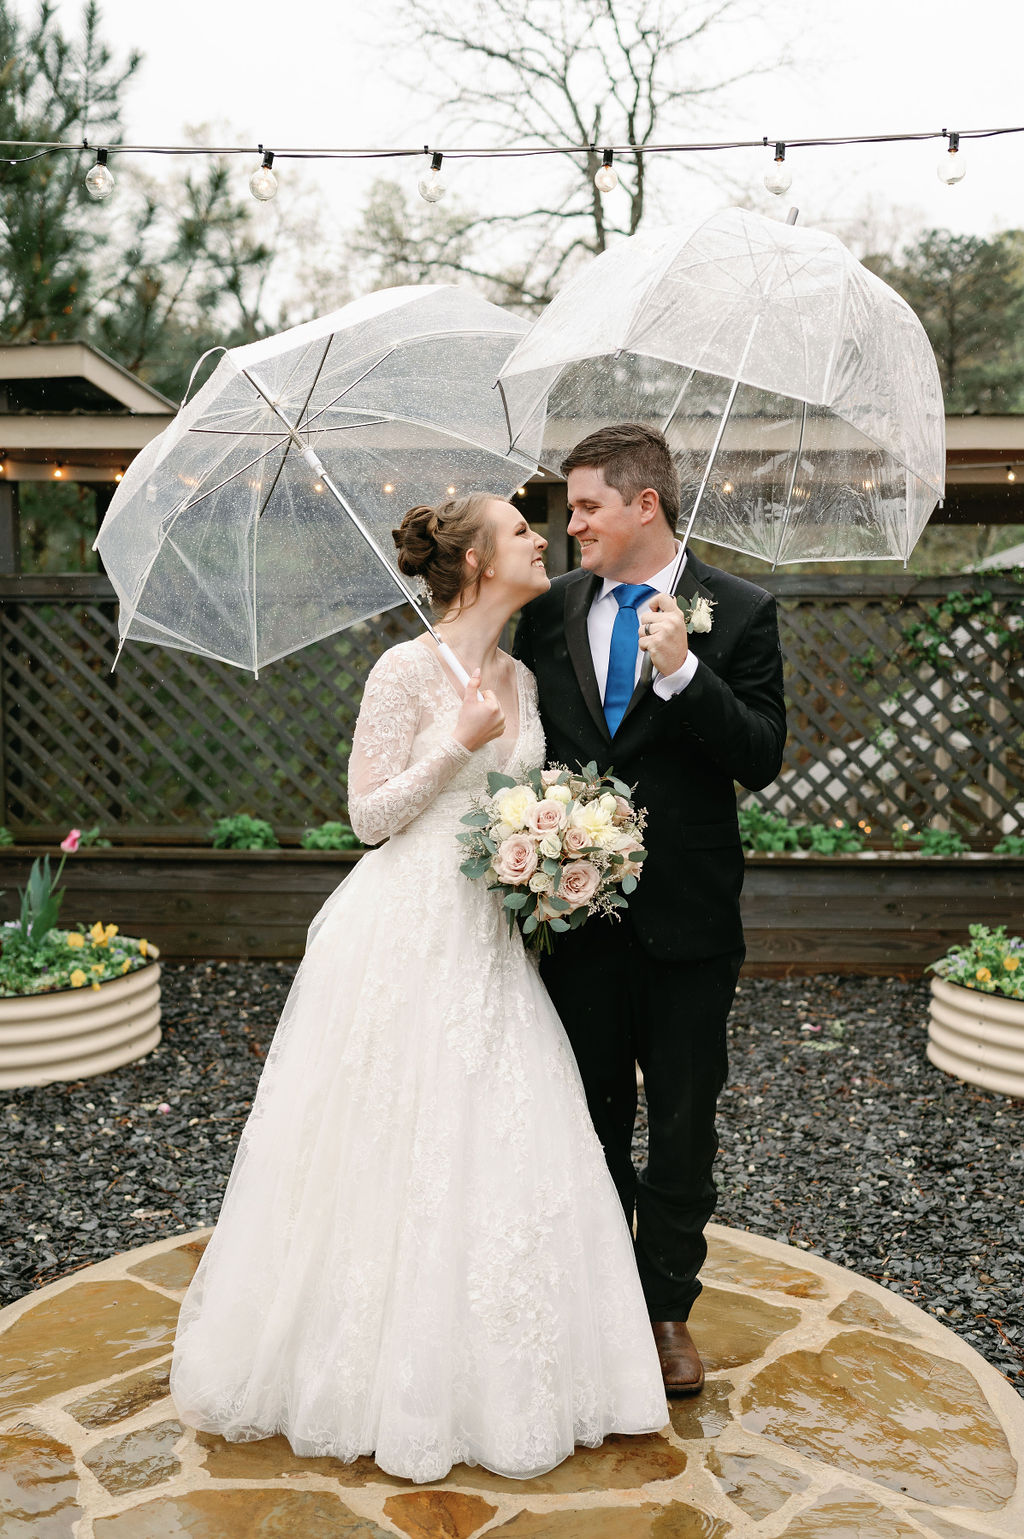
[436,640,485,699]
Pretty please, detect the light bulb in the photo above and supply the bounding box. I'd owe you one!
[53,464,64,479]
[721,480,733,495]
[516,486,527,496]
[114,469,124,483]
[1007,467,1016,482]
[937,132,965,185]
[250,150,277,202]
[382,482,395,494]
[445,485,456,496]
[594,149,617,193]
[418,151,445,203]
[85,149,114,200]
[764,142,791,197]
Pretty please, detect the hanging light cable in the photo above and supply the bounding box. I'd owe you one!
[84,146,114,199]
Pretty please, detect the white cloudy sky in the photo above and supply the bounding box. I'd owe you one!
[23,0,1024,286]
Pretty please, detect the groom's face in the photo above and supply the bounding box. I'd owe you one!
[566,465,644,579]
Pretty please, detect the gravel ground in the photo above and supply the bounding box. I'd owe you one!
[2,965,1022,1395]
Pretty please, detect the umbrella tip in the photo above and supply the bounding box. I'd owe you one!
[785,207,799,226]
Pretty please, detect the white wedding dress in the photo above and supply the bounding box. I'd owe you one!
[170,639,666,1483]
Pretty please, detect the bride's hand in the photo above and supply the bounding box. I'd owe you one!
[453,670,505,751]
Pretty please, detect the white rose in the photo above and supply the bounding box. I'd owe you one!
[529,870,554,893]
[595,824,624,850]
[546,783,572,804]
[570,799,615,842]
[598,792,618,818]
[688,595,714,634]
[492,821,515,843]
[538,833,562,859]
[491,784,538,830]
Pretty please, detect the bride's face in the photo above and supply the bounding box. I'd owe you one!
[480,499,549,600]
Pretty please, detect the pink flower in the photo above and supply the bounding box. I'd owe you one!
[610,836,646,882]
[492,834,538,885]
[613,796,632,824]
[562,825,589,854]
[157,1103,171,1114]
[540,768,562,787]
[61,828,82,853]
[525,798,567,836]
[558,860,601,909]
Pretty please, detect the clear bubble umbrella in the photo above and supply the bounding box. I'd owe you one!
[94,285,536,681]
[498,206,945,566]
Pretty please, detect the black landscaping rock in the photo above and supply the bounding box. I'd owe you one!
[1,966,1021,1397]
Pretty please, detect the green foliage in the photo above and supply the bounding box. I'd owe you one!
[0,922,152,997]
[930,924,1024,1001]
[908,826,970,856]
[299,821,360,851]
[737,805,801,852]
[0,826,12,847]
[17,853,66,944]
[900,589,1012,671]
[77,825,112,848]
[865,229,1024,412]
[993,834,1024,855]
[738,806,869,854]
[209,814,279,850]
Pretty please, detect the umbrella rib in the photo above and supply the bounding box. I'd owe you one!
[772,400,808,568]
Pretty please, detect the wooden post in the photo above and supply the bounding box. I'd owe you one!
[0,481,20,576]
[544,480,570,576]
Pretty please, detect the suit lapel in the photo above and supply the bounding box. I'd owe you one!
[618,549,714,731]
[563,573,611,742]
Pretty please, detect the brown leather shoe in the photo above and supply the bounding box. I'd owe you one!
[651,1321,705,1396]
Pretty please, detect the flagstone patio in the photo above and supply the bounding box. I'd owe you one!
[1,1223,1021,1538]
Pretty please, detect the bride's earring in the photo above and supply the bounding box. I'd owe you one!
[485,567,495,578]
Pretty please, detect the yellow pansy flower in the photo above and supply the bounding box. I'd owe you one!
[89,921,106,945]
[66,932,85,949]
[976,967,991,982]
[70,969,87,987]
[91,963,105,974]
[91,981,102,990]
[104,923,118,939]
[1005,956,1020,972]
[139,939,149,957]
[122,959,131,973]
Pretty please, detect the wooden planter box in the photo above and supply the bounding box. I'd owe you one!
[0,847,1021,970]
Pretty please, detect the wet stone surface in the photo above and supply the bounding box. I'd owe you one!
[0,1280,178,1419]
[667,1379,735,1442]
[91,1488,392,1537]
[82,1416,184,1495]
[701,1236,829,1300]
[775,1487,925,1537]
[487,1504,731,1537]
[707,1449,810,1519]
[740,1329,1018,1509]
[382,1489,499,1538]
[126,1240,205,1292]
[687,1286,802,1372]
[827,1289,921,1337]
[0,1425,81,1537]
[66,1359,172,1430]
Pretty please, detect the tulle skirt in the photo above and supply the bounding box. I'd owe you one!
[170,830,666,1483]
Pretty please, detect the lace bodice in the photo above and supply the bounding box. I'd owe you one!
[348,640,544,846]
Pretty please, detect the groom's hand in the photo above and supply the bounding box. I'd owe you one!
[638,592,688,677]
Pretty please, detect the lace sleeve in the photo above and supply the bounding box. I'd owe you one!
[347,646,472,845]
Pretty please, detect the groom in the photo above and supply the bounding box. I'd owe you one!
[513,423,787,1395]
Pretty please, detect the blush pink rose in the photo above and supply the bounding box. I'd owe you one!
[540,768,562,787]
[613,796,632,824]
[611,837,645,882]
[562,824,589,854]
[525,798,567,835]
[558,859,601,909]
[492,834,538,885]
[60,828,82,853]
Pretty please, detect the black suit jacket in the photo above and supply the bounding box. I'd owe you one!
[512,551,787,962]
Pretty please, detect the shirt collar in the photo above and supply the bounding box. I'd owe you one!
[597,543,686,603]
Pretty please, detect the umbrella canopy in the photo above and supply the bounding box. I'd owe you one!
[95,286,535,673]
[499,207,945,566]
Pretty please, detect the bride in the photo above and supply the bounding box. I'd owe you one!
[170,491,667,1484]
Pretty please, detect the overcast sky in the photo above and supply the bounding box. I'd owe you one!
[26,0,1024,271]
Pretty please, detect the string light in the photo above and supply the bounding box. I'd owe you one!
[446,485,456,496]
[114,468,125,482]
[418,151,445,203]
[84,147,114,199]
[249,149,277,202]
[764,141,791,196]
[594,148,618,193]
[516,486,527,496]
[937,130,965,184]
[1007,466,1016,482]
[53,464,64,479]
[382,482,395,494]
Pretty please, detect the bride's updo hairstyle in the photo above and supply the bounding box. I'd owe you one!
[392,493,499,616]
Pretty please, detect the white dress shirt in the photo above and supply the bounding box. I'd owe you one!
[586,544,700,703]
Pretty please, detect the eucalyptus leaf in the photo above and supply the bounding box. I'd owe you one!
[547,895,571,913]
[486,771,518,794]
[460,810,491,827]
[621,873,638,894]
[504,892,529,909]
[522,914,539,935]
[605,892,628,908]
[568,906,589,928]
[549,917,571,933]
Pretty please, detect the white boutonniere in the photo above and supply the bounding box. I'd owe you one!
[677,593,715,634]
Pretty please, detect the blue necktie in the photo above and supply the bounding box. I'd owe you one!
[603,584,656,735]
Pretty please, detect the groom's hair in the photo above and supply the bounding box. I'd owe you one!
[561,424,679,530]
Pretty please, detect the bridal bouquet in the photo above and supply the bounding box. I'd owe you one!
[458,763,647,952]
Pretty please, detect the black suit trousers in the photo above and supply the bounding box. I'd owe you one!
[540,921,743,1321]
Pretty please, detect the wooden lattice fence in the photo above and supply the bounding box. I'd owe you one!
[1,573,1022,844]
